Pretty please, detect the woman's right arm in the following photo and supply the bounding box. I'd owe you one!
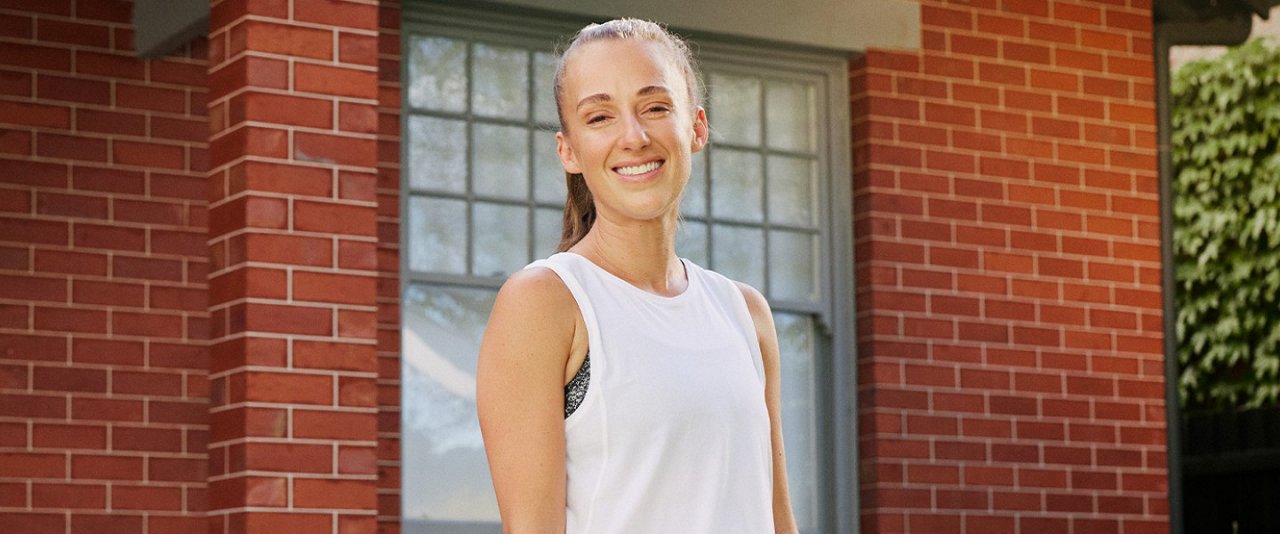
[476,267,577,533]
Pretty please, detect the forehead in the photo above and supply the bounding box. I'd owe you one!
[561,39,686,100]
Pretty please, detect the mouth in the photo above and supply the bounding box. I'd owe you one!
[612,160,664,181]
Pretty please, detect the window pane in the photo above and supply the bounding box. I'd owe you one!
[711,148,764,223]
[708,72,761,146]
[407,35,468,113]
[532,51,559,126]
[408,196,467,274]
[408,116,468,194]
[402,284,501,524]
[472,123,529,200]
[533,130,565,204]
[681,149,707,217]
[774,312,819,531]
[769,230,819,303]
[768,155,818,228]
[472,44,528,119]
[472,202,528,277]
[676,220,708,267]
[711,224,764,290]
[766,80,816,152]
[535,207,563,258]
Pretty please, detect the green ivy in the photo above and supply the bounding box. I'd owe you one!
[1173,38,1280,410]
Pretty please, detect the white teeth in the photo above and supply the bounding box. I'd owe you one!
[615,161,661,176]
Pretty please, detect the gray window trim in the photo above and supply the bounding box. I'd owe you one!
[400,3,857,532]
[692,43,857,534]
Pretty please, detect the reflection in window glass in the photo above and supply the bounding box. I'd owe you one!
[535,208,563,259]
[712,224,765,290]
[533,130,565,204]
[775,312,819,529]
[765,80,816,152]
[675,220,709,267]
[472,43,529,119]
[472,123,529,200]
[402,285,500,525]
[708,72,762,145]
[532,52,559,126]
[407,35,467,113]
[408,116,468,194]
[769,230,819,303]
[711,148,764,223]
[680,149,708,218]
[472,202,529,277]
[408,196,467,274]
[767,155,818,228]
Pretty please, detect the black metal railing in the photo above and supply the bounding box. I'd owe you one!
[1182,406,1280,533]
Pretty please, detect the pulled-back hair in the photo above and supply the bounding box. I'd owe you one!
[553,19,704,252]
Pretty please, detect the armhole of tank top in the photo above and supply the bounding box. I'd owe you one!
[716,269,768,387]
[523,260,603,426]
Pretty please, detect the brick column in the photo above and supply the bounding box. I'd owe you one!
[373,1,404,530]
[205,1,381,532]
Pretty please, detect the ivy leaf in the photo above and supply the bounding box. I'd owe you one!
[1174,38,1280,411]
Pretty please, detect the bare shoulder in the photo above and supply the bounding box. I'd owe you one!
[732,281,779,348]
[497,265,576,312]
[481,263,581,368]
[476,266,576,527]
[489,266,579,328]
[733,281,775,327]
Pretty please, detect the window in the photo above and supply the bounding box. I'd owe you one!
[400,4,855,533]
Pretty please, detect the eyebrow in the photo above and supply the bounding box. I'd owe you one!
[575,85,673,111]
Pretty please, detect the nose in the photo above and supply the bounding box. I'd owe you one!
[619,113,650,150]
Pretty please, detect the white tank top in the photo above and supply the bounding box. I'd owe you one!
[524,252,775,534]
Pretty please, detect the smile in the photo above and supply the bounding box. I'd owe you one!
[614,160,663,176]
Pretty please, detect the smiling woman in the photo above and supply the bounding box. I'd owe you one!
[476,19,799,533]
[553,38,706,241]
[550,22,705,258]
[401,5,851,532]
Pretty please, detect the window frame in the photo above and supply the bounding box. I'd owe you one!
[399,3,858,532]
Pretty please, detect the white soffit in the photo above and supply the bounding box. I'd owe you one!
[493,0,920,52]
[132,0,922,58]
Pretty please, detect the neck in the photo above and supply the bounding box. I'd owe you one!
[570,210,687,297]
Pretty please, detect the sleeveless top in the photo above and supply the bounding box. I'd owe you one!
[524,252,775,534]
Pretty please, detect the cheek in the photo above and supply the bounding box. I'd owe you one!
[580,137,617,168]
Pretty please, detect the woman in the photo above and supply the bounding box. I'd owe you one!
[477,18,799,533]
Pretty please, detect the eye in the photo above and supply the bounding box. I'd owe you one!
[645,104,672,115]
[586,114,609,125]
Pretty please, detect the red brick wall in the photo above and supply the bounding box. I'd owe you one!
[374,1,402,531]
[3,0,1178,531]
[853,0,1167,532]
[0,0,211,531]
[204,0,383,531]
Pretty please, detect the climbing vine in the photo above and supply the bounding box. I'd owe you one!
[1173,38,1280,410]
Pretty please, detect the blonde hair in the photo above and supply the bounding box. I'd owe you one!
[553,18,704,252]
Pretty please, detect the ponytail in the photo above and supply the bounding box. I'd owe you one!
[557,172,595,252]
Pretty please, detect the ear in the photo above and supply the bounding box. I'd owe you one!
[690,106,709,154]
[555,131,583,174]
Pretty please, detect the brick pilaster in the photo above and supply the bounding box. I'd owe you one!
[373,1,403,531]
[205,1,381,532]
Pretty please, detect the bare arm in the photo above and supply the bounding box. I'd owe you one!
[477,268,578,533]
[736,282,800,534]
